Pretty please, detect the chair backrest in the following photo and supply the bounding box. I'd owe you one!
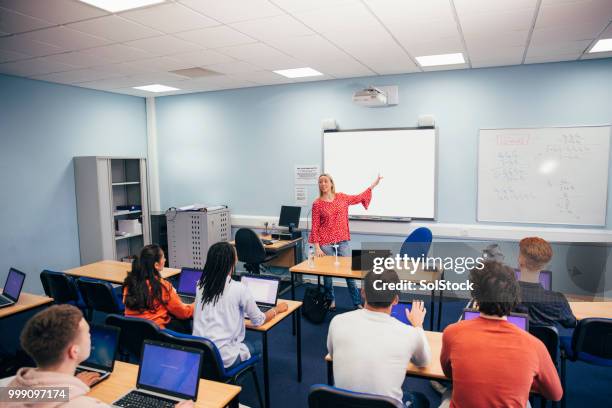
[105,314,164,362]
[529,325,559,362]
[40,270,80,303]
[77,277,122,313]
[308,384,403,408]
[400,227,433,259]
[235,228,267,264]
[158,330,226,381]
[571,318,612,364]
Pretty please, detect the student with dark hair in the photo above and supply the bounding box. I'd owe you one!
[193,242,288,368]
[439,261,562,408]
[123,244,194,333]
[514,237,576,328]
[327,270,431,407]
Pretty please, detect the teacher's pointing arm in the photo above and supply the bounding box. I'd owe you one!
[346,174,383,208]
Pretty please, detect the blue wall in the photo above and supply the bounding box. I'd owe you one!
[156,58,612,229]
[0,74,147,294]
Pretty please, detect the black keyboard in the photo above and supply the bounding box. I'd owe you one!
[179,295,195,303]
[0,297,12,306]
[258,304,273,312]
[262,239,273,245]
[114,390,178,408]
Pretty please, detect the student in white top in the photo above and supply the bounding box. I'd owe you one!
[193,242,288,368]
[327,269,432,407]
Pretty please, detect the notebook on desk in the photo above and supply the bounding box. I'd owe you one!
[112,340,203,408]
[241,274,280,312]
[176,268,203,303]
[75,324,120,386]
[0,268,26,309]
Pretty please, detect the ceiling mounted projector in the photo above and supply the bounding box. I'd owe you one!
[353,86,388,107]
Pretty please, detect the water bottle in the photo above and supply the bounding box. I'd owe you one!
[308,246,315,268]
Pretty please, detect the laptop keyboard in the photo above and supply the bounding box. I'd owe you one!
[179,295,195,303]
[0,297,11,306]
[114,390,178,408]
[258,304,273,312]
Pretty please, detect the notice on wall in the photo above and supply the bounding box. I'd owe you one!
[295,165,320,185]
[295,186,308,206]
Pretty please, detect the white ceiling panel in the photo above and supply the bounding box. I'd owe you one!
[464,30,529,50]
[215,42,304,70]
[33,68,124,84]
[0,35,63,57]
[127,71,189,84]
[269,0,358,14]
[230,14,313,41]
[81,43,154,63]
[175,26,256,49]
[524,53,582,64]
[45,50,111,68]
[468,45,525,61]
[121,2,218,34]
[293,2,381,34]
[421,63,470,72]
[0,7,54,34]
[124,35,202,56]
[402,37,465,58]
[471,56,524,68]
[75,76,148,91]
[459,9,536,34]
[365,0,456,24]
[0,0,108,25]
[229,70,292,85]
[581,50,612,59]
[531,24,605,45]
[0,56,77,76]
[203,60,262,74]
[384,17,461,47]
[179,0,283,24]
[171,49,235,66]
[265,34,347,62]
[118,56,190,73]
[19,26,111,51]
[536,0,612,28]
[454,0,536,15]
[0,48,28,63]
[527,39,592,56]
[67,15,163,42]
[310,56,375,78]
[602,24,612,37]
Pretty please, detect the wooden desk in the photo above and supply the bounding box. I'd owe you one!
[65,260,181,284]
[88,361,241,408]
[245,299,303,408]
[290,257,442,329]
[325,330,446,384]
[569,301,612,320]
[0,292,53,319]
[230,234,303,268]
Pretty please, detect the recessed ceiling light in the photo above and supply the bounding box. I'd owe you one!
[273,67,323,78]
[78,0,166,13]
[415,53,465,67]
[133,84,179,93]
[589,38,612,53]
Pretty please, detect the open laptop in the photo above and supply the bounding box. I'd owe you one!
[75,324,120,386]
[240,274,280,312]
[112,340,203,408]
[514,268,552,291]
[351,249,392,271]
[176,268,203,303]
[390,301,413,325]
[0,268,26,308]
[462,308,529,331]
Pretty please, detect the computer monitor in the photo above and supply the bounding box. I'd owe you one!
[390,301,412,325]
[514,268,552,291]
[462,309,529,331]
[279,206,301,229]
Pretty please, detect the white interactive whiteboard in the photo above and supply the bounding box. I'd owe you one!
[323,128,437,220]
[478,126,611,226]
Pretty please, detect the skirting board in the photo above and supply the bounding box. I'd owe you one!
[231,214,612,243]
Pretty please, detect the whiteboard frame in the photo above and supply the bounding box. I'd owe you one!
[322,126,438,222]
[476,124,611,227]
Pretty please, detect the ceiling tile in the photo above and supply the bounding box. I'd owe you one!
[384,17,461,47]
[179,0,283,24]
[266,34,349,62]
[171,49,235,66]
[75,76,148,91]
[310,56,375,78]
[459,8,536,34]
[293,2,381,34]
[229,70,292,85]
[471,56,524,68]
[527,39,592,56]
[530,24,604,45]
[536,0,612,29]
[403,37,465,57]
[0,7,54,34]
[268,0,358,14]
[0,0,108,25]
[33,68,124,84]
[453,0,536,15]
[524,53,581,64]
[19,26,111,52]
[81,43,154,63]
[124,35,202,56]
[0,48,28,62]
[202,60,262,74]
[45,50,111,68]
[364,0,455,24]
[67,15,163,42]
[120,2,218,34]
[602,24,612,37]
[118,56,189,73]
[464,30,529,50]
[581,50,612,59]
[175,26,256,49]
[0,56,77,76]
[215,42,304,70]
[421,63,470,72]
[468,45,525,61]
[0,35,63,57]
[127,71,189,84]
[230,15,313,41]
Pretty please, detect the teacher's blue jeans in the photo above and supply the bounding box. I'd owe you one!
[320,241,362,307]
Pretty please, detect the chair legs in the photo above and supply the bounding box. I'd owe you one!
[560,355,566,408]
[251,368,264,408]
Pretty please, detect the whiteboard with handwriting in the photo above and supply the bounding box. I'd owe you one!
[478,126,610,226]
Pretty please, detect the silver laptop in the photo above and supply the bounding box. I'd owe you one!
[241,274,280,312]
[112,340,203,408]
[75,324,120,386]
[0,268,26,308]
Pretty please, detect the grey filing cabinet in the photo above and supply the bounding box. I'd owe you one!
[74,157,151,264]
[166,207,231,269]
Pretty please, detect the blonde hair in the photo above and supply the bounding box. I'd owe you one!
[318,173,336,198]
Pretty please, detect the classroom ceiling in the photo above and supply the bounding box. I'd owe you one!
[0,0,611,97]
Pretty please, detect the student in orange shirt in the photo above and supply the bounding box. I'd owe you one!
[123,244,194,333]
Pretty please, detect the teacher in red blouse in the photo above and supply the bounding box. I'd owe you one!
[309,173,383,309]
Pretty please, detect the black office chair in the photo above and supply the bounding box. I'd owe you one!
[308,384,404,408]
[105,314,165,363]
[161,329,264,408]
[530,325,560,408]
[77,277,124,321]
[235,228,277,274]
[560,318,612,408]
[40,270,86,309]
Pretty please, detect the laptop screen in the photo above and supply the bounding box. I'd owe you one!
[390,302,412,325]
[138,342,202,400]
[241,275,279,306]
[463,310,529,331]
[177,268,203,296]
[4,268,25,301]
[81,325,119,371]
[514,268,552,291]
